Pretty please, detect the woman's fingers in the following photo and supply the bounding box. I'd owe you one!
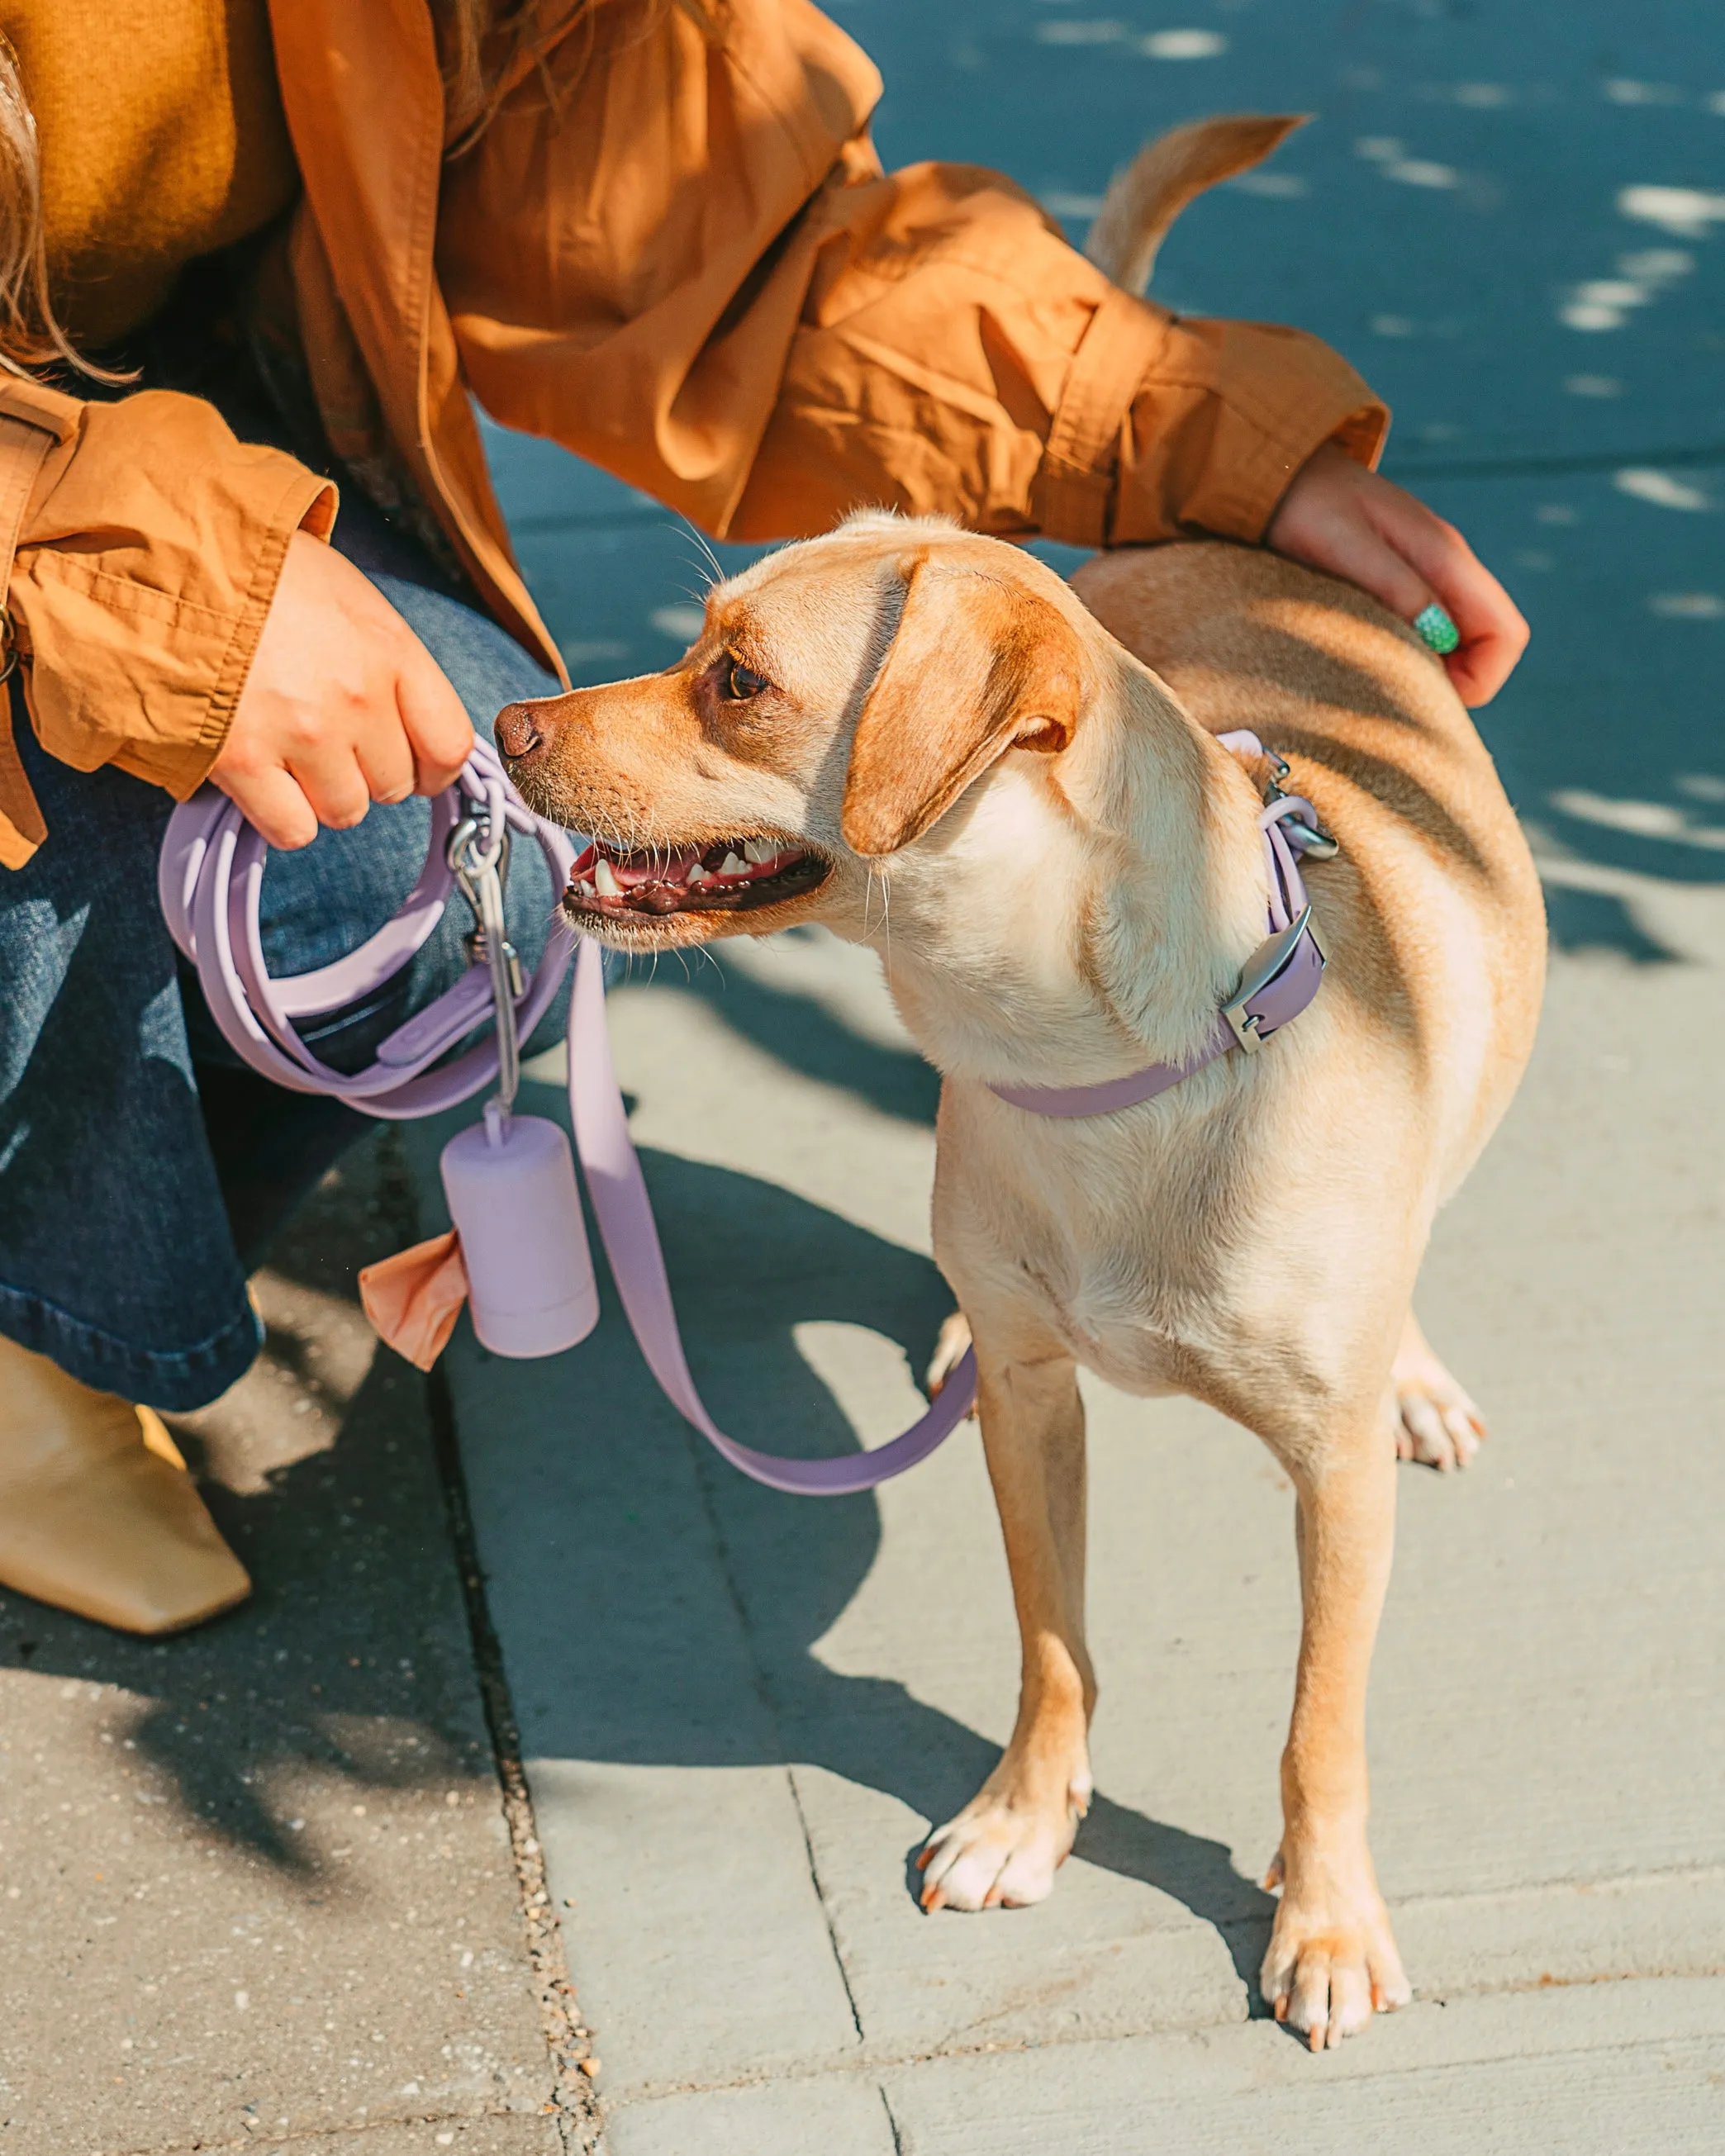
[210,763,321,852]
[1267,444,1529,708]
[1307,501,1439,625]
[1371,494,1529,706]
[283,740,374,833]
[219,532,474,846]
[353,711,419,808]
[394,639,476,795]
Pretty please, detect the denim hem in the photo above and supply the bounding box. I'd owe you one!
[0,1279,264,1413]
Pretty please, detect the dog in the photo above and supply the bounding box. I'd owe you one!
[496,120,1546,2049]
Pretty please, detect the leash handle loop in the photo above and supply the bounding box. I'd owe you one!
[160,736,577,1120]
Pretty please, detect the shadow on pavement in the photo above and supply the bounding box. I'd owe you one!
[611,936,941,1130]
[0,1125,1276,1988]
[487,1130,1278,1983]
[0,1142,499,1885]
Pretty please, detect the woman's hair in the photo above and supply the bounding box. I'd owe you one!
[440,0,558,146]
[0,30,88,378]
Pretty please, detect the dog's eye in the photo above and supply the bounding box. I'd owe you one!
[722,655,770,701]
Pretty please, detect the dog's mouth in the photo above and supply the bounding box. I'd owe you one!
[563,837,832,924]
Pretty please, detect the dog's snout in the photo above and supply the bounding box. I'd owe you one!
[495,701,546,764]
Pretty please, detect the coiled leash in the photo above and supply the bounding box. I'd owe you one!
[160,738,974,1494]
[160,729,1329,1496]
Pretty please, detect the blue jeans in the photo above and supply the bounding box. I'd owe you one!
[0,500,560,1410]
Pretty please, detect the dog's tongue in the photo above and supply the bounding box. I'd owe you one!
[610,846,701,890]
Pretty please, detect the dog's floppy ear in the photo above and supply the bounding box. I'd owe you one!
[840,555,1086,858]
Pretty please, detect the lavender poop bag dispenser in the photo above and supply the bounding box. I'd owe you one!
[437,805,597,1358]
[441,1099,598,1357]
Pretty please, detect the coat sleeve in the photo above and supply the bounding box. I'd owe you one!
[438,0,1386,550]
[1,377,333,807]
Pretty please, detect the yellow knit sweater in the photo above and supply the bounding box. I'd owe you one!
[2,0,297,345]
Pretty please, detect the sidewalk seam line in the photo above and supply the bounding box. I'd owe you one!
[684,1434,869,2048]
[594,1976,1725,2109]
[428,1358,609,2156]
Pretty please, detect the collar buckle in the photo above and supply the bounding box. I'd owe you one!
[1221,904,1321,1054]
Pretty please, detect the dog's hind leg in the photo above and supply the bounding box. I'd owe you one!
[917,1326,1094,1912]
[1392,1310,1485,1472]
[1259,1415,1412,2047]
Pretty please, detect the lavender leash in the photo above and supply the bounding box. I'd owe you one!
[159,738,578,1118]
[563,936,979,1494]
[161,728,1325,1495]
[160,743,977,1493]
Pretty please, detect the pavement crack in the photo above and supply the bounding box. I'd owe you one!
[683,1437,869,2048]
[429,1362,608,2155]
[878,2078,908,2154]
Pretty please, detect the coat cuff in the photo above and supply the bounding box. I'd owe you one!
[1029,293,1386,550]
[10,389,336,802]
[1108,313,1389,548]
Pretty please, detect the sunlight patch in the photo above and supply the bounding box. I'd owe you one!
[1139,29,1227,59]
[1618,184,1725,238]
[1613,469,1712,512]
[1650,592,1725,620]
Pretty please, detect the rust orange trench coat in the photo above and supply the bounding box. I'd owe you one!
[0,0,1386,868]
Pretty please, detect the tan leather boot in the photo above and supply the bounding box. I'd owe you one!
[0,1335,250,1635]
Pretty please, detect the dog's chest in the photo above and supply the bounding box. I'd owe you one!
[950,1130,1250,1398]
[1049,1259,1223,1398]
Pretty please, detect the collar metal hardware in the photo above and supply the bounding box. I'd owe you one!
[1220,902,1323,1053]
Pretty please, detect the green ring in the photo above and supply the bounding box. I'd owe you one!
[1413,601,1461,656]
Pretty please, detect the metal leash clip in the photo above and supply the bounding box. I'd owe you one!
[447,807,524,1119]
[1262,751,1339,860]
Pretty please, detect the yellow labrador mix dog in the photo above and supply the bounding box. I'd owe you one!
[497,123,1545,2049]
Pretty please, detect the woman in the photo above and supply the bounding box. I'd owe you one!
[0,0,1525,1636]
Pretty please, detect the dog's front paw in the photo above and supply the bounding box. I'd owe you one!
[1259,1850,1410,2049]
[917,1759,1091,1912]
[1392,1319,1485,1471]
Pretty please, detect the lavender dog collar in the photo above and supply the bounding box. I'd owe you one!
[987,730,1331,1117]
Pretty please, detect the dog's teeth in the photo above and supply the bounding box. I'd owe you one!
[743,838,775,866]
[575,878,595,898]
[720,852,748,878]
[593,857,621,897]
[686,861,710,886]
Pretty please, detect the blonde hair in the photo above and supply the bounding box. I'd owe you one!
[0,30,91,378]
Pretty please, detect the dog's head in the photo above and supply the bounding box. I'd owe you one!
[497,515,1102,954]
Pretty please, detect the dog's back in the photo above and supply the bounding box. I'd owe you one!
[1076,121,1543,1190]
[1073,540,1545,1200]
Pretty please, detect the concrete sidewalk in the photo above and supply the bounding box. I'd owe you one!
[0,1142,596,2154]
[435,4,1725,2149]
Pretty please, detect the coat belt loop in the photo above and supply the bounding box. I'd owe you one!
[1032,285,1168,549]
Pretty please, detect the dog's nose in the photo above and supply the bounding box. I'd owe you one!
[495,702,545,763]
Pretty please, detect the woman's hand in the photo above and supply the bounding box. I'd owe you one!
[209,531,474,848]
[1266,443,1528,706]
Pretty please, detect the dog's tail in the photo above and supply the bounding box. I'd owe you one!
[1083,113,1308,296]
